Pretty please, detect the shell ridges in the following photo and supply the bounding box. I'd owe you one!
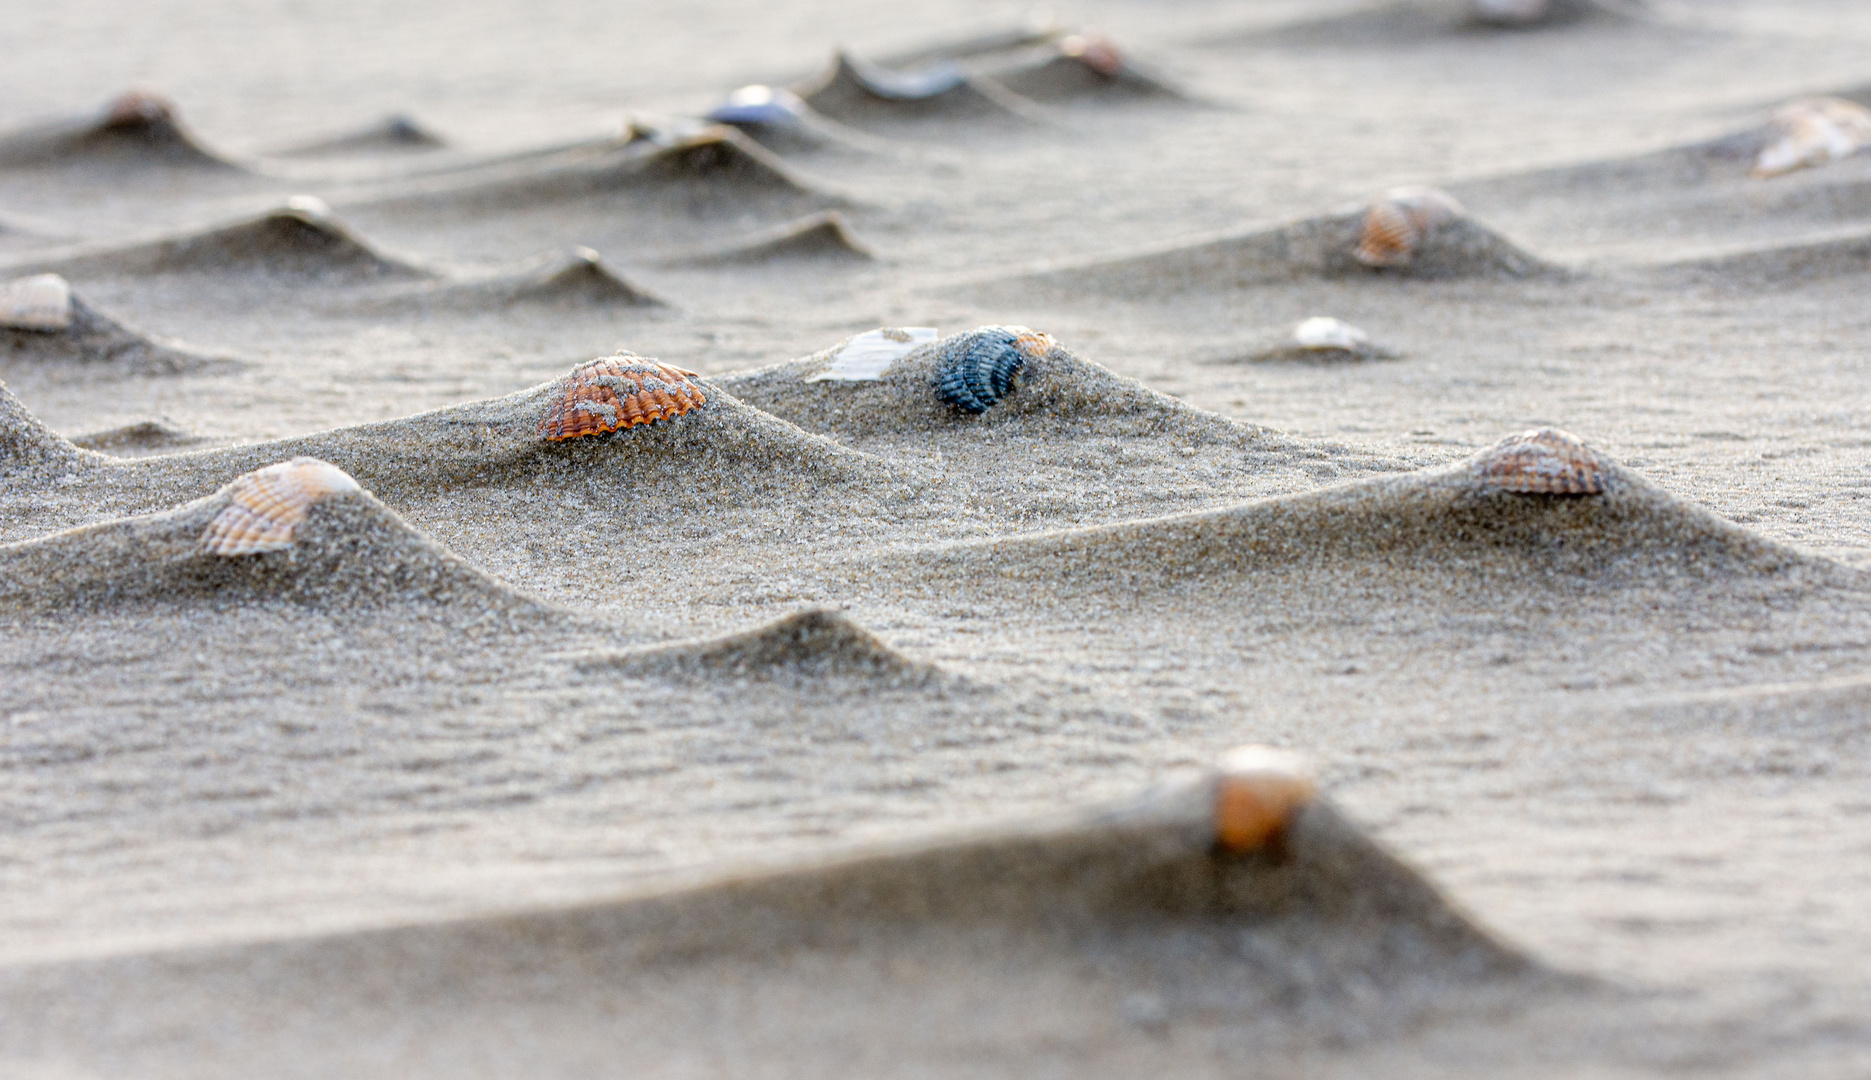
[932,326,1052,414]
[201,458,361,557]
[539,354,707,441]
[1354,186,1465,269]
[1477,427,1607,495]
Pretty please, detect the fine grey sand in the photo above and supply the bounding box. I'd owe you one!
[4,0,1871,1076]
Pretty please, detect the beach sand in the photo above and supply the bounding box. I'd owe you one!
[3,0,1871,1075]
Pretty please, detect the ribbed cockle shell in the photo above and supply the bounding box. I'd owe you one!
[1213,745,1317,854]
[539,354,707,441]
[0,274,73,332]
[1752,97,1871,179]
[933,326,1054,414]
[1477,427,1606,495]
[201,458,361,556]
[1354,186,1464,268]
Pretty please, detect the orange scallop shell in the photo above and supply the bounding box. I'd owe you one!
[201,458,361,556]
[1354,186,1464,268]
[538,355,707,441]
[1213,745,1318,854]
[1478,427,1606,495]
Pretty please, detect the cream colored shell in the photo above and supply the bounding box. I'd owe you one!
[201,458,362,556]
[1477,427,1607,495]
[1753,97,1871,179]
[0,273,73,332]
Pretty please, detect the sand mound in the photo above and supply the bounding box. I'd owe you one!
[369,127,837,216]
[661,210,875,266]
[0,771,1533,1077]
[585,608,947,686]
[273,114,448,157]
[88,359,904,511]
[988,49,1189,104]
[717,327,1261,444]
[878,19,1067,68]
[1,292,235,373]
[371,247,666,311]
[24,199,430,282]
[70,417,208,454]
[0,467,536,614]
[1655,228,1871,285]
[905,444,1823,592]
[0,91,240,172]
[797,51,1049,127]
[1247,0,1629,46]
[1002,207,1556,296]
[1,376,93,479]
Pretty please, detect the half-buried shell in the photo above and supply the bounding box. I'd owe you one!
[539,354,707,441]
[1752,97,1871,179]
[1477,427,1606,495]
[1058,34,1125,77]
[932,326,1054,414]
[1354,186,1464,269]
[1212,745,1318,854]
[0,273,73,332]
[103,88,175,128]
[201,458,361,556]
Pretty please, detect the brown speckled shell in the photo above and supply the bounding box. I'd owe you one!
[1478,428,1606,495]
[539,355,707,441]
[1354,186,1464,268]
[201,458,361,556]
[1212,746,1317,854]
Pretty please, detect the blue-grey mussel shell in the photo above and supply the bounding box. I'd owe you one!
[932,326,1055,414]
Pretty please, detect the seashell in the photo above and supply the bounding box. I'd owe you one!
[1477,427,1607,495]
[103,89,175,128]
[201,458,361,556]
[0,273,73,332]
[707,85,809,126]
[1354,186,1464,269]
[1292,316,1369,351]
[1059,34,1125,77]
[538,354,707,441]
[932,326,1054,413]
[1472,0,1551,25]
[1752,97,1871,179]
[1213,745,1317,854]
[806,326,939,382]
[283,194,333,219]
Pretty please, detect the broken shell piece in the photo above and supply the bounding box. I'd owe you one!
[933,326,1053,414]
[539,354,708,441]
[1213,745,1318,854]
[708,85,809,126]
[1477,427,1607,495]
[0,273,73,332]
[1472,0,1551,25]
[807,326,939,382]
[201,458,361,556]
[1354,186,1465,269]
[1292,316,1369,351]
[1059,34,1125,77]
[1752,97,1871,179]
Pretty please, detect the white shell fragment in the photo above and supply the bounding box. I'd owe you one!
[806,327,939,382]
[0,273,74,332]
[1292,316,1369,351]
[283,194,333,218]
[201,458,362,556]
[1752,97,1871,179]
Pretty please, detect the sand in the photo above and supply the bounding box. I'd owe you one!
[3,0,1871,1075]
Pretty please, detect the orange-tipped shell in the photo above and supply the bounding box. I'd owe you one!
[538,355,707,441]
[201,458,361,556]
[1477,427,1606,495]
[1213,745,1318,854]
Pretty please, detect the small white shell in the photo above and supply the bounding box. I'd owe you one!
[806,327,939,382]
[284,194,333,218]
[1292,316,1369,351]
[0,273,73,332]
[201,458,361,556]
[1753,97,1871,178]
